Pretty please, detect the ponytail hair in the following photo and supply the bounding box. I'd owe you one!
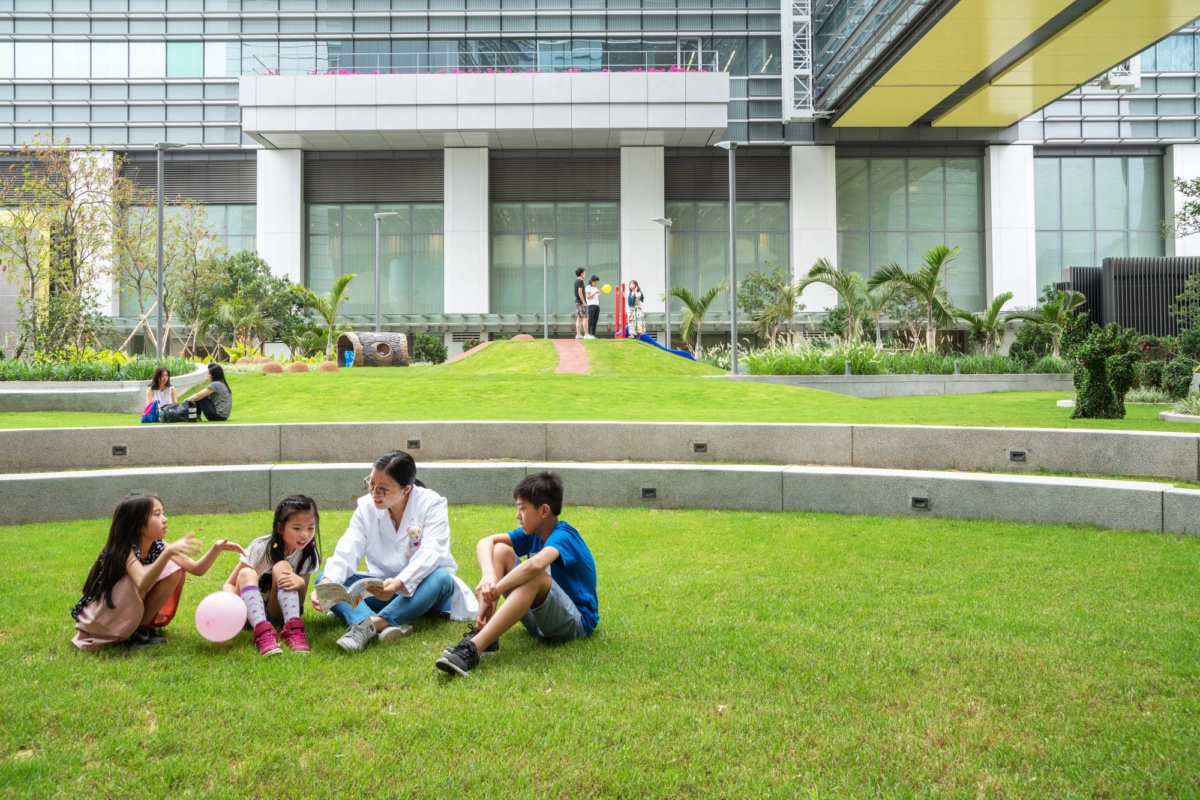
[269,494,321,574]
[373,450,426,489]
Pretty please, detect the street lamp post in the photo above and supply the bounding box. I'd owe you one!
[651,217,673,348]
[716,141,738,374]
[373,211,399,333]
[154,141,184,357]
[542,237,554,340]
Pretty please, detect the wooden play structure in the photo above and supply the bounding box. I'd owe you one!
[336,332,410,367]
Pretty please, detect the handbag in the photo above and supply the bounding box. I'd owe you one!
[140,400,160,424]
[159,402,199,423]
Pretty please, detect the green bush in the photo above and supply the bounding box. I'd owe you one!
[1172,390,1200,416]
[1178,326,1200,359]
[0,356,195,382]
[1126,386,1172,403]
[410,332,447,364]
[1162,356,1194,400]
[1135,360,1165,389]
[1072,324,1139,419]
[741,345,1068,377]
[1008,321,1052,364]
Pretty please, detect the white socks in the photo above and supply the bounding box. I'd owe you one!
[241,587,268,628]
[277,589,301,623]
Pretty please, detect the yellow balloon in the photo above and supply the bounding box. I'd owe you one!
[602,284,612,294]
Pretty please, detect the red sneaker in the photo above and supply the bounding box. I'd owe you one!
[281,618,310,653]
[252,620,282,656]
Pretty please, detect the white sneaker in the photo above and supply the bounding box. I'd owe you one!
[335,619,377,652]
[378,624,413,643]
[585,335,596,339]
[575,334,582,339]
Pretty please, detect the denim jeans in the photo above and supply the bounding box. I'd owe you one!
[319,567,454,628]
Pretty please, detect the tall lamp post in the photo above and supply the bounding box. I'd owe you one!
[542,237,554,340]
[716,140,737,374]
[154,141,184,357]
[651,217,673,348]
[373,211,399,333]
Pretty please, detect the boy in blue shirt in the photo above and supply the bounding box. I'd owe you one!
[436,471,598,676]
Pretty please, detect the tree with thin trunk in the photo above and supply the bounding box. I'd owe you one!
[1008,289,1086,359]
[862,280,901,350]
[753,280,804,346]
[868,245,960,353]
[299,273,356,359]
[954,291,1014,356]
[669,279,728,354]
[796,258,866,343]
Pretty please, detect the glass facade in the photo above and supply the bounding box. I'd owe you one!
[1034,156,1163,290]
[491,201,618,315]
[307,203,444,317]
[665,199,787,314]
[208,203,256,255]
[835,156,985,311]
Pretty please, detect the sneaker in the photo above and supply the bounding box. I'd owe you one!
[436,639,480,676]
[139,625,168,645]
[575,334,583,340]
[280,618,310,653]
[252,620,282,657]
[335,619,377,653]
[444,626,498,657]
[377,624,413,644]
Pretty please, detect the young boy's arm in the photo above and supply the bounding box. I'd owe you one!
[482,545,559,605]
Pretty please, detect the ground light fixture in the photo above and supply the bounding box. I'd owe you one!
[542,237,554,340]
[651,217,673,347]
[715,140,738,374]
[154,142,185,357]
[373,211,399,333]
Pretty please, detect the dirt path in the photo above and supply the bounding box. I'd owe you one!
[552,339,590,375]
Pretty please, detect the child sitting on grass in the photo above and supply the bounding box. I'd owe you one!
[436,471,598,676]
[222,494,321,656]
[72,494,243,651]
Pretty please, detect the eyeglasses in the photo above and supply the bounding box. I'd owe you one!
[363,477,397,498]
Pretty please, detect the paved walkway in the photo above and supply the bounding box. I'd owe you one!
[446,341,490,363]
[553,338,590,375]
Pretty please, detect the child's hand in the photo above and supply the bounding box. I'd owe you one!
[211,539,245,556]
[278,572,305,592]
[166,532,201,559]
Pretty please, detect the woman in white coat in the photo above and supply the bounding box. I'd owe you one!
[311,450,477,652]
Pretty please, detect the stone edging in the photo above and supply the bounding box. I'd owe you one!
[1,461,1196,536]
[1160,411,1200,423]
[0,364,209,414]
[716,372,1074,398]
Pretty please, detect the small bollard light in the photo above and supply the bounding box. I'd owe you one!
[954,360,960,375]
[844,360,852,376]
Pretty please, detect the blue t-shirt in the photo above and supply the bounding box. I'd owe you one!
[508,520,598,634]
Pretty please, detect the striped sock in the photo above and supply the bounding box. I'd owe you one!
[240,587,268,628]
[276,589,300,623]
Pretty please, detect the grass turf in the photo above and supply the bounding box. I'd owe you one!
[0,340,1197,433]
[3,505,1199,798]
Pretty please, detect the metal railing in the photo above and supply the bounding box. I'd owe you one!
[253,48,719,75]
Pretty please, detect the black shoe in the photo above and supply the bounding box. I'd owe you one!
[436,640,480,676]
[144,626,168,645]
[444,626,498,658]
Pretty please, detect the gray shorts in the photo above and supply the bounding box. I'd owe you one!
[520,577,588,643]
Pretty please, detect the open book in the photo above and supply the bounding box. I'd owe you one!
[314,578,385,613]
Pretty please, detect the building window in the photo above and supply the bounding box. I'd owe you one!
[491,201,619,315]
[1034,156,1163,292]
[208,204,257,256]
[665,200,788,316]
[836,157,985,312]
[307,203,444,319]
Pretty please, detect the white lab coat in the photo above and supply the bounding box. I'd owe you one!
[323,487,477,621]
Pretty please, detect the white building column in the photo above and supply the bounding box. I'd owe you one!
[620,146,665,316]
[255,149,304,284]
[790,145,838,312]
[443,147,490,314]
[1165,144,1200,257]
[983,144,1037,308]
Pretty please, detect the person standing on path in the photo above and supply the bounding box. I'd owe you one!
[627,280,646,338]
[573,267,587,340]
[585,275,602,339]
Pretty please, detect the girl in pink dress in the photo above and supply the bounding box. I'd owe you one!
[72,494,243,651]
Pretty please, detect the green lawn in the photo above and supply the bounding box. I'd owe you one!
[4,505,1198,797]
[1,340,1197,433]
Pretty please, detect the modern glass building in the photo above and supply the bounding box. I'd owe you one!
[2,0,1198,352]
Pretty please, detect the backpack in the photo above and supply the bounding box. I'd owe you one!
[140,400,160,424]
[159,402,199,423]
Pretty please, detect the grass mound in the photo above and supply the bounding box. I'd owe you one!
[582,338,723,377]
[6,506,1199,797]
[437,340,558,374]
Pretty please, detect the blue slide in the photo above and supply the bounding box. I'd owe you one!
[637,333,697,361]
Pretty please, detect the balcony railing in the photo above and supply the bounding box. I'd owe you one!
[251,48,720,75]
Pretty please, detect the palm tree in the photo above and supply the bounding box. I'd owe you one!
[669,279,729,354]
[753,280,801,347]
[796,258,866,343]
[954,292,1014,356]
[1008,289,1086,358]
[299,273,356,359]
[868,245,959,352]
[213,296,275,351]
[861,281,901,350]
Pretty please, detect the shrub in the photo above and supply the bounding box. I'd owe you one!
[740,344,1060,376]
[1071,324,1139,419]
[410,332,448,364]
[1030,356,1070,374]
[1126,386,1172,403]
[1178,326,1200,359]
[1172,390,1200,416]
[1008,321,1052,365]
[0,356,194,382]
[1162,356,1194,400]
[696,343,731,371]
[462,337,481,351]
[1135,360,1165,389]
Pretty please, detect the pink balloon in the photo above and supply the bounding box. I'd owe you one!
[194,591,247,643]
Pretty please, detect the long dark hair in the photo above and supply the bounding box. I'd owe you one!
[207,363,228,386]
[373,450,426,489]
[151,367,171,390]
[81,494,159,610]
[268,494,321,574]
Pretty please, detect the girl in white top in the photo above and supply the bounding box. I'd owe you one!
[146,367,177,407]
[311,450,477,653]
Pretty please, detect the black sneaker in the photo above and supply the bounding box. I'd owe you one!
[444,626,498,657]
[436,640,480,676]
[144,627,168,645]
